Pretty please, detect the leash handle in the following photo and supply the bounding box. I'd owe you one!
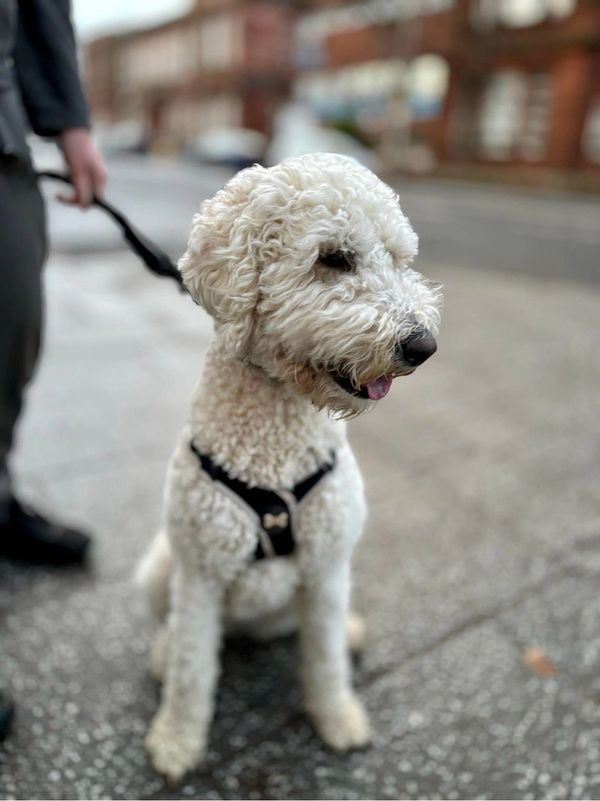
[37,170,186,291]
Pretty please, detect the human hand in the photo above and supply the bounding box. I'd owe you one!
[57,127,107,208]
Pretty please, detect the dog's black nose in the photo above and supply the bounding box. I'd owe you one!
[399,328,437,367]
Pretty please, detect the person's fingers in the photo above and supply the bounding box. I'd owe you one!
[55,153,106,207]
[56,190,78,205]
[91,159,108,197]
[71,167,93,208]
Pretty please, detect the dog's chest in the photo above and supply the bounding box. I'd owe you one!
[222,446,365,623]
[225,557,300,622]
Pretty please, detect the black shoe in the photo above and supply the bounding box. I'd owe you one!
[0,498,91,566]
[0,691,14,741]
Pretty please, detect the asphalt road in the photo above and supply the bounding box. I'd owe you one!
[41,154,600,284]
[394,177,600,284]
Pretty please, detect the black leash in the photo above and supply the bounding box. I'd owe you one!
[37,171,186,292]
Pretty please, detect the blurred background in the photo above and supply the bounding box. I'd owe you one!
[2,1,600,800]
[77,0,599,189]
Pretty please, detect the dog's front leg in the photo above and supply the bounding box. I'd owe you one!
[145,562,222,783]
[300,561,371,751]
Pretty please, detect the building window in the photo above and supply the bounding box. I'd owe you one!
[294,54,449,141]
[478,70,552,161]
[297,0,455,40]
[472,0,576,29]
[200,14,239,70]
[547,0,577,18]
[582,97,600,164]
[198,96,242,130]
[500,0,550,27]
[520,73,553,160]
[294,59,406,136]
[407,54,449,120]
[478,71,528,158]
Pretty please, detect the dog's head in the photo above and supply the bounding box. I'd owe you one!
[180,153,442,417]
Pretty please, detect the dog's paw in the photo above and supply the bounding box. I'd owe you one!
[309,693,371,752]
[346,610,367,654]
[145,712,206,784]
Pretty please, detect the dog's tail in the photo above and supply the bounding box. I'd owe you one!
[135,529,172,620]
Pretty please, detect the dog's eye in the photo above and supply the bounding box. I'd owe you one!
[318,250,354,271]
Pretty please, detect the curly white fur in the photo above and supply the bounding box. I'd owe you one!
[139,153,442,782]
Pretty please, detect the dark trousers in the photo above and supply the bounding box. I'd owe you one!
[0,161,46,515]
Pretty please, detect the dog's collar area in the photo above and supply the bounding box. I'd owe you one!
[242,357,280,384]
[189,441,336,559]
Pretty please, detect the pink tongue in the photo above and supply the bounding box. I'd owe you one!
[364,374,393,400]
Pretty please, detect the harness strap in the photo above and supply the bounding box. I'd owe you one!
[190,442,336,560]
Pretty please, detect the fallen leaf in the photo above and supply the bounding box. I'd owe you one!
[523,646,556,677]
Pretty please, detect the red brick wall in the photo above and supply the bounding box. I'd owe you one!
[243,3,296,72]
[439,0,600,171]
[326,25,394,66]
[547,48,596,167]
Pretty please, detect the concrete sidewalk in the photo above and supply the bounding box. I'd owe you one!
[1,250,600,799]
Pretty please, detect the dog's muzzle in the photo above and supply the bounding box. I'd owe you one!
[397,327,437,367]
[331,326,437,402]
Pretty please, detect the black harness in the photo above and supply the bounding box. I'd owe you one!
[190,442,336,560]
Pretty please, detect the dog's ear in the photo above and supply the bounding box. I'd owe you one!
[179,166,268,359]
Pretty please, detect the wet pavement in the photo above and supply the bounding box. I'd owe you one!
[1,167,600,799]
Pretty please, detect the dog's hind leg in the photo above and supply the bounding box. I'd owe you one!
[239,601,299,642]
[136,529,172,620]
[242,603,366,653]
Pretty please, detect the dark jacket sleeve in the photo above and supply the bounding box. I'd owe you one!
[13,0,90,136]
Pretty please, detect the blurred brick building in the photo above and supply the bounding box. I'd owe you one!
[84,0,297,146]
[84,0,600,186]
[296,0,600,185]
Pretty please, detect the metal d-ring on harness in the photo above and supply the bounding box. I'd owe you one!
[37,172,338,560]
[190,442,336,560]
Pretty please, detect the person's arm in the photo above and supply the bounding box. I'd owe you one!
[14,0,106,206]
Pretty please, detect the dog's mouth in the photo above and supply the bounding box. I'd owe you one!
[330,369,414,400]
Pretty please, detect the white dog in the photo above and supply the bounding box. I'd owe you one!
[138,153,442,782]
